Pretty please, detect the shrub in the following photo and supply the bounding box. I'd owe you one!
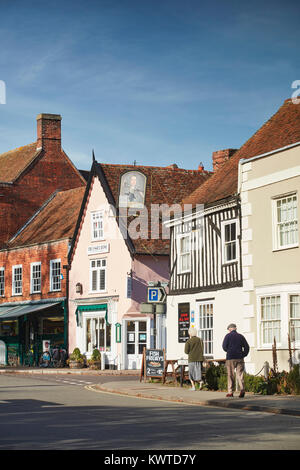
[205,364,227,391]
[90,349,101,362]
[286,364,300,395]
[69,347,84,362]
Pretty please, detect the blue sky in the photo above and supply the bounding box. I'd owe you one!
[0,0,299,171]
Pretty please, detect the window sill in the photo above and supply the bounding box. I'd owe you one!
[272,245,299,252]
[89,291,108,295]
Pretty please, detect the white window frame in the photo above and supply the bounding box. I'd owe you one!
[176,232,192,274]
[83,311,111,356]
[90,258,107,293]
[259,294,281,348]
[197,300,214,356]
[50,259,61,292]
[272,193,298,251]
[0,267,4,296]
[30,262,41,294]
[221,219,239,264]
[12,265,22,296]
[289,294,300,345]
[256,284,300,350]
[91,211,104,241]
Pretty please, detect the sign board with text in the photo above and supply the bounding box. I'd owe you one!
[140,348,165,381]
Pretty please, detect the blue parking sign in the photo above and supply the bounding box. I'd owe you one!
[148,288,159,302]
[147,286,166,303]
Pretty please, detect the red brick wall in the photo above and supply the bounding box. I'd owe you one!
[0,240,69,303]
[0,115,85,246]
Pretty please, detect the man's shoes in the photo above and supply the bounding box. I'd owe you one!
[189,387,196,392]
[226,393,233,397]
[239,391,245,398]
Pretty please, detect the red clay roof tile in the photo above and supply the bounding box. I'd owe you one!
[182,98,300,206]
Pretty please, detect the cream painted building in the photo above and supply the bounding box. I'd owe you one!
[239,142,300,373]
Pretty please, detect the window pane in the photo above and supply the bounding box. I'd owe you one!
[199,303,213,355]
[290,295,300,342]
[276,195,298,247]
[261,296,281,343]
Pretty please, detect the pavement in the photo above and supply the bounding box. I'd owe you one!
[1,366,300,417]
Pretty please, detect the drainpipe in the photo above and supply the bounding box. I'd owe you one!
[63,264,70,351]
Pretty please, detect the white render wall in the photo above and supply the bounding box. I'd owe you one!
[166,287,249,365]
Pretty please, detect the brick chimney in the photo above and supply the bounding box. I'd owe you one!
[212,148,237,172]
[36,113,62,151]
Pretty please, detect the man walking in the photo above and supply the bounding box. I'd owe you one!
[222,323,249,398]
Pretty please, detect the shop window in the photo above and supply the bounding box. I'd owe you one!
[0,320,18,336]
[85,314,111,353]
[41,317,64,335]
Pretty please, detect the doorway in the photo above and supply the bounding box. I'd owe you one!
[125,320,148,369]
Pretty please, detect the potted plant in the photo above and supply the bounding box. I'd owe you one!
[87,348,102,370]
[67,347,85,369]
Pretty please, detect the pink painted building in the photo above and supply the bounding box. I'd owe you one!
[68,157,210,369]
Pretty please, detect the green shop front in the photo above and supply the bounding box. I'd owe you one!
[0,299,68,366]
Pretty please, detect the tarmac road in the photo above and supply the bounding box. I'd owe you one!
[0,374,299,451]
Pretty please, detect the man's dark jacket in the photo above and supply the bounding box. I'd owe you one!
[222,330,249,360]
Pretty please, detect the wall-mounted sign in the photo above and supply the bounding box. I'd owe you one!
[178,303,190,343]
[118,171,146,209]
[87,243,110,255]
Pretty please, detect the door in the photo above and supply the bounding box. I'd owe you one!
[125,320,147,369]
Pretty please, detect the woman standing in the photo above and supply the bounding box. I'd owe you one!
[184,327,204,391]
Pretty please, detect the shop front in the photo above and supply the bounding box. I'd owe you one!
[0,299,67,366]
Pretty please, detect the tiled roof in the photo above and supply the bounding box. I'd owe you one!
[98,162,211,255]
[0,142,40,183]
[7,187,85,248]
[100,162,211,207]
[182,98,300,206]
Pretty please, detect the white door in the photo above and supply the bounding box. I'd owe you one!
[125,320,148,370]
[0,340,6,365]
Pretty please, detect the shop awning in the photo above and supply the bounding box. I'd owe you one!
[75,304,108,327]
[0,302,62,320]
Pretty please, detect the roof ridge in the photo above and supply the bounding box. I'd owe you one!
[100,162,210,172]
[0,141,36,158]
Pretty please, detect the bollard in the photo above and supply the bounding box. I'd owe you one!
[263,361,269,380]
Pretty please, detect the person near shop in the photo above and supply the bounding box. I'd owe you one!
[222,323,249,398]
[184,327,204,391]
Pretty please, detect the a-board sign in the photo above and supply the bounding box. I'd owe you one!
[140,348,165,381]
[178,303,190,343]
